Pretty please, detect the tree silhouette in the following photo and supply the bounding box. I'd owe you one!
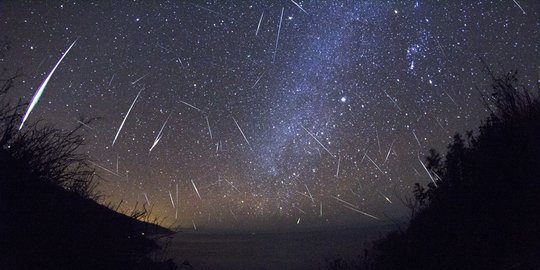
[372,67,540,270]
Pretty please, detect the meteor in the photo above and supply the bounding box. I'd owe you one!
[335,155,341,178]
[273,7,284,60]
[179,100,202,112]
[252,71,266,88]
[290,0,308,14]
[300,124,334,157]
[333,196,380,220]
[342,204,380,220]
[512,0,526,14]
[305,184,314,203]
[364,152,386,175]
[88,161,120,177]
[232,117,251,147]
[108,74,115,87]
[191,180,202,199]
[112,88,143,146]
[76,119,94,130]
[412,130,422,148]
[230,209,238,221]
[256,12,264,36]
[20,39,77,130]
[383,89,401,111]
[168,190,176,208]
[418,154,437,186]
[149,113,172,152]
[143,193,150,206]
[378,191,393,204]
[131,73,150,85]
[205,116,213,139]
[384,139,396,163]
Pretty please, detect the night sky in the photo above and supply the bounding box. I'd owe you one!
[1,1,538,230]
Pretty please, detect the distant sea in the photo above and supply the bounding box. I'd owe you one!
[166,225,396,270]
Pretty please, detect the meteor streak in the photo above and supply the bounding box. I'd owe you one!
[232,117,251,147]
[230,209,238,221]
[273,7,284,60]
[143,193,150,206]
[290,0,308,14]
[20,39,77,130]
[412,130,422,148]
[383,89,401,111]
[300,124,334,157]
[131,73,149,85]
[191,180,201,199]
[205,116,213,139]
[365,152,385,175]
[88,161,120,177]
[149,113,172,152]
[333,196,380,220]
[256,12,264,36]
[384,139,396,163]
[335,155,341,178]
[252,71,266,88]
[108,74,115,86]
[76,119,94,130]
[112,88,143,146]
[305,184,314,203]
[224,178,241,193]
[418,154,437,186]
[378,191,393,204]
[342,204,380,220]
[179,100,202,112]
[512,0,526,14]
[168,190,176,208]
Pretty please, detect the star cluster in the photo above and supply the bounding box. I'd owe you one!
[1,1,538,229]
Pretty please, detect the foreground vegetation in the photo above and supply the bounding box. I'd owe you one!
[372,69,540,269]
[326,67,540,270]
[0,71,176,269]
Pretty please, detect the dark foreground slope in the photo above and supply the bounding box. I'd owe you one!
[0,149,175,270]
[0,74,175,269]
[372,70,540,270]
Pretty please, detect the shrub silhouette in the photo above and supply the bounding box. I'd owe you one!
[373,68,540,270]
[0,71,176,269]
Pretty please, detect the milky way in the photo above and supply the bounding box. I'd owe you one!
[1,1,538,229]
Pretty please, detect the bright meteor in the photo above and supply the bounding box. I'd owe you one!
[112,88,144,147]
[19,39,78,130]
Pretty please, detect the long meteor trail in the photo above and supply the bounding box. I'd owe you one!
[191,180,202,199]
[149,113,172,152]
[112,88,143,146]
[131,73,150,85]
[205,116,213,140]
[179,100,202,112]
[273,7,284,60]
[256,12,264,36]
[512,0,526,14]
[232,117,250,147]
[290,0,308,14]
[301,124,334,157]
[20,39,78,130]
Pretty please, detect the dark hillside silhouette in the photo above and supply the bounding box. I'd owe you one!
[373,68,540,269]
[0,72,176,269]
